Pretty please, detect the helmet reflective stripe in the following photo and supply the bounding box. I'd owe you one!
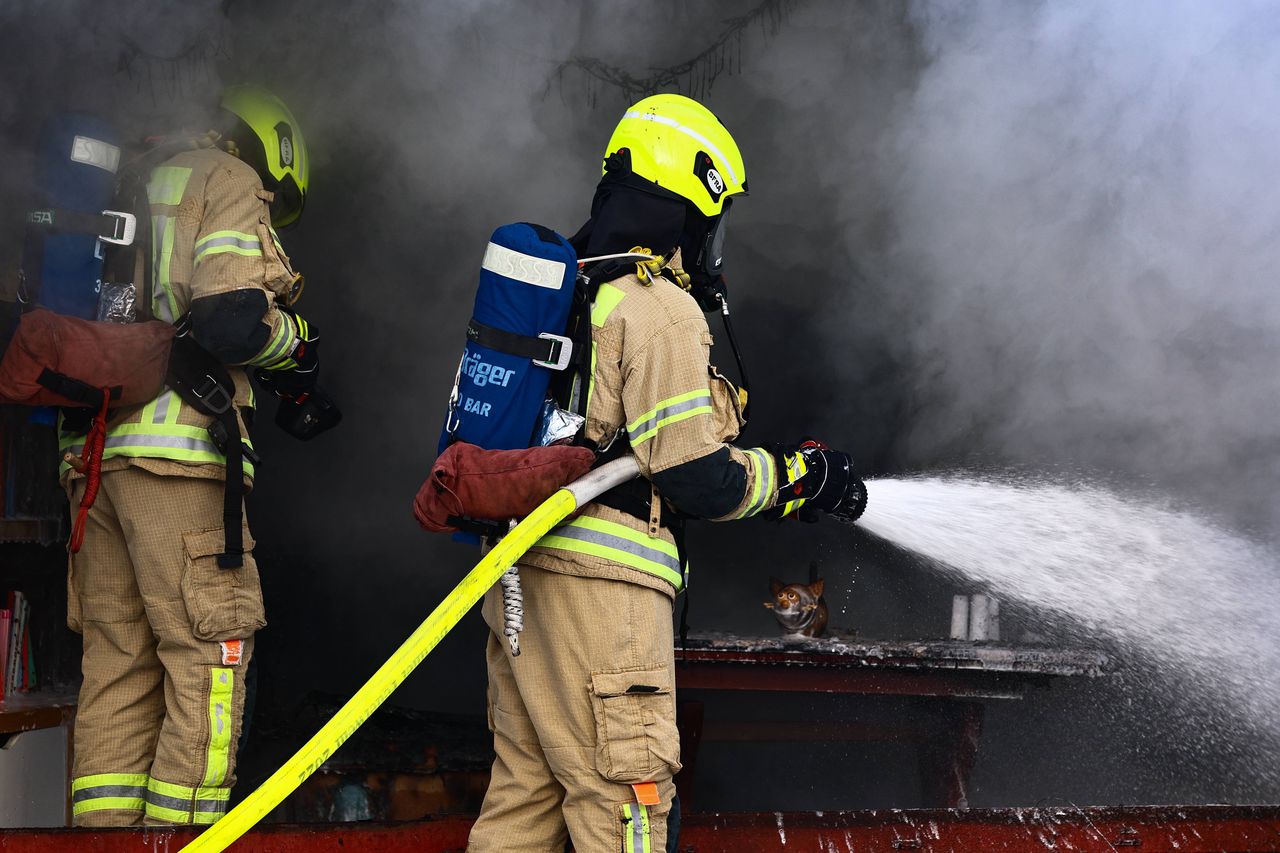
[620,110,741,186]
[604,93,745,217]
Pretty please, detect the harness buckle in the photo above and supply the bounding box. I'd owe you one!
[98,210,136,246]
[193,374,233,415]
[533,332,573,371]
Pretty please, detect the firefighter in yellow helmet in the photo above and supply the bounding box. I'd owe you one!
[63,85,325,827]
[467,94,866,853]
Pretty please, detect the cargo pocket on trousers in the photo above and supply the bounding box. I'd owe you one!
[590,667,683,784]
[180,527,267,642]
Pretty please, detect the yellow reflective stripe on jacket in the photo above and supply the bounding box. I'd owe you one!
[71,772,149,815]
[622,802,653,853]
[152,214,180,322]
[627,389,713,446]
[148,166,190,206]
[59,423,256,478]
[194,230,264,266]
[735,448,776,519]
[203,667,235,788]
[539,515,683,589]
[147,166,193,323]
[591,282,626,328]
[583,280,627,409]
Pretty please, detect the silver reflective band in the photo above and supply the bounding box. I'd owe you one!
[197,235,262,253]
[627,392,712,442]
[482,242,566,290]
[67,433,223,457]
[621,111,740,186]
[550,523,682,576]
[72,784,146,802]
[70,135,121,173]
[143,790,228,815]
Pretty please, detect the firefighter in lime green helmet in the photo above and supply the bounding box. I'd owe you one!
[468,93,866,853]
[588,93,748,311]
[219,84,309,229]
[63,84,330,828]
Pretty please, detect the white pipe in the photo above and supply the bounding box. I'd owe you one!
[565,457,641,506]
[950,595,970,640]
[969,593,990,641]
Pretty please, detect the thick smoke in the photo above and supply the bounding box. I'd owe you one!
[4,0,1280,809]
[869,1,1280,534]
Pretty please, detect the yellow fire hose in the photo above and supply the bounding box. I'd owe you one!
[181,457,640,852]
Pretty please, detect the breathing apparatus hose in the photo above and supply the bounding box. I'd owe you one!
[179,456,641,853]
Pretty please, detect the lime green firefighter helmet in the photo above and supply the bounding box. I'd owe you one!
[219,84,309,228]
[601,93,746,218]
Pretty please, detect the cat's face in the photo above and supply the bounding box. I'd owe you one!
[765,577,825,619]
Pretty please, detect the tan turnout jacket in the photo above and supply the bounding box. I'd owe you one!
[61,146,301,485]
[523,256,779,596]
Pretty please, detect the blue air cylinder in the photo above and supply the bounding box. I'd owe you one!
[29,113,121,319]
[438,222,577,455]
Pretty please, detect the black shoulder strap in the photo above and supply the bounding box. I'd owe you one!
[166,329,247,568]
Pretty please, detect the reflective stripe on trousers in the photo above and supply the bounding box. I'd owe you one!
[203,667,235,788]
[144,777,231,825]
[71,773,148,817]
[621,802,652,853]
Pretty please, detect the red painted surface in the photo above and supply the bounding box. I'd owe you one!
[3,807,1280,852]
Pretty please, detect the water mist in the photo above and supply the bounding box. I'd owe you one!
[857,474,1280,784]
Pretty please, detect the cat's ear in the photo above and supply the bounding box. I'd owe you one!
[769,577,784,596]
[810,578,825,597]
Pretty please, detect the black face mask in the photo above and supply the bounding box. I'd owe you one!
[678,198,732,312]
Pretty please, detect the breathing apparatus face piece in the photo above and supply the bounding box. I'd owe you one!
[679,198,732,312]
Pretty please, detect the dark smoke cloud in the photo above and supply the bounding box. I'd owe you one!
[867,1,1280,534]
[5,0,1280,808]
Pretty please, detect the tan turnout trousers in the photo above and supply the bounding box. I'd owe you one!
[67,467,264,826]
[468,565,678,853]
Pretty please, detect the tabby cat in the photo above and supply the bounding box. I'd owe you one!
[765,577,828,637]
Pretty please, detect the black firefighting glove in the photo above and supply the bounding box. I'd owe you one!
[254,311,319,400]
[771,438,868,524]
